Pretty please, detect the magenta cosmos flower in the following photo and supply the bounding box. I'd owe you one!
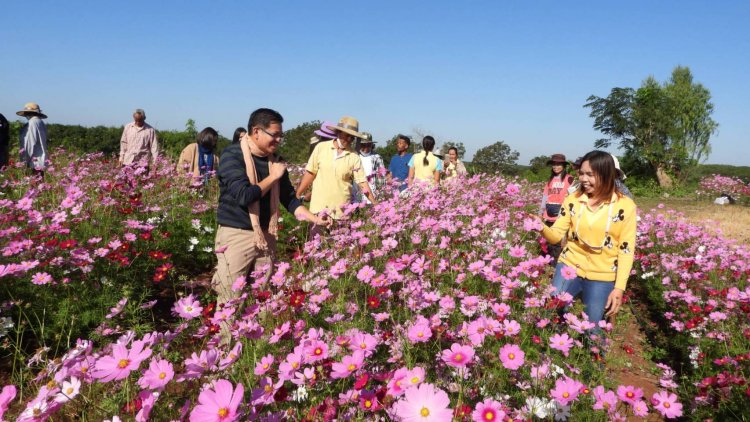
[0,385,17,421]
[407,322,432,343]
[560,265,577,280]
[441,343,475,368]
[550,377,584,406]
[651,391,683,419]
[92,340,153,382]
[549,333,574,357]
[616,385,643,405]
[189,379,244,422]
[331,353,365,379]
[498,344,525,370]
[393,383,453,421]
[137,358,174,391]
[172,294,203,320]
[472,398,506,422]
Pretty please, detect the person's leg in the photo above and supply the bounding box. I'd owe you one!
[580,280,615,325]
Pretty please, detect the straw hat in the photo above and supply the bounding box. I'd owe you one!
[16,103,47,119]
[359,132,375,144]
[326,116,365,139]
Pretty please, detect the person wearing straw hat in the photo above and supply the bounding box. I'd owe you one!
[119,108,159,169]
[308,120,338,158]
[16,103,48,174]
[296,116,376,222]
[0,112,9,169]
[353,132,384,204]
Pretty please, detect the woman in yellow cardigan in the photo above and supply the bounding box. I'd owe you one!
[530,150,636,326]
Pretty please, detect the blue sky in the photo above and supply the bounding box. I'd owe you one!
[1,1,748,165]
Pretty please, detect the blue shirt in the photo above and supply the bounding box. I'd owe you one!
[389,153,412,182]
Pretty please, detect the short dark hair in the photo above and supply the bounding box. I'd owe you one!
[232,127,246,144]
[397,134,411,146]
[579,150,618,200]
[196,127,218,150]
[448,147,458,154]
[422,136,435,166]
[248,108,283,131]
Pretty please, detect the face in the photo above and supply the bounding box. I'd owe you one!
[253,122,283,155]
[133,113,145,126]
[551,163,564,175]
[360,143,372,153]
[396,138,409,153]
[448,149,457,161]
[578,161,598,196]
[338,131,354,148]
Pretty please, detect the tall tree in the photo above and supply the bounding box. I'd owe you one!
[585,66,717,187]
[439,141,466,159]
[528,155,551,174]
[472,141,519,174]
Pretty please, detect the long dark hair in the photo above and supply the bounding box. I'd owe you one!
[578,150,619,200]
[232,127,246,144]
[549,165,568,182]
[422,136,435,166]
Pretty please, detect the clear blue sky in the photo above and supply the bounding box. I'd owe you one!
[1,0,748,165]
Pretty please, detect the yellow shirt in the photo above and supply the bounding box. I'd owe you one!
[541,192,637,290]
[306,140,366,218]
[411,151,440,183]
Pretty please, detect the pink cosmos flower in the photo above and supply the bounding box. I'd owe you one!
[305,340,329,362]
[505,183,520,195]
[651,391,683,419]
[137,358,174,391]
[560,265,577,280]
[31,272,53,285]
[135,390,158,422]
[441,343,475,368]
[254,354,274,376]
[189,379,244,422]
[357,265,377,283]
[616,385,643,405]
[502,319,521,336]
[393,383,453,421]
[550,377,584,406]
[92,340,152,382]
[549,333,574,357]
[349,332,378,356]
[0,385,17,420]
[472,398,506,422]
[251,377,282,406]
[509,245,526,258]
[498,344,525,370]
[231,276,246,292]
[172,295,203,320]
[523,217,543,232]
[592,386,618,412]
[331,353,365,379]
[407,322,432,344]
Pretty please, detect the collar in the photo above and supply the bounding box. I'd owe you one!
[577,192,618,204]
[328,139,352,154]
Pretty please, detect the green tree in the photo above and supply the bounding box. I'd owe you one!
[528,155,551,174]
[472,141,519,174]
[439,141,466,159]
[585,66,718,187]
[278,120,320,164]
[375,135,401,168]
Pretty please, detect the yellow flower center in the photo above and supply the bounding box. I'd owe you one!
[33,408,41,416]
[66,387,74,394]
[81,366,88,373]
[417,332,424,338]
[292,362,299,369]
[420,407,430,417]
[314,348,322,355]
[360,343,367,349]
[264,385,272,393]
[484,410,495,420]
[186,306,193,312]
[563,392,570,398]
[117,359,130,369]
[454,353,463,362]
[411,376,420,384]
[159,372,166,379]
[47,380,57,389]
[263,363,269,369]
[508,353,515,360]
[365,399,372,408]
[627,392,634,398]
[218,407,229,417]
[348,364,356,371]
[664,402,671,408]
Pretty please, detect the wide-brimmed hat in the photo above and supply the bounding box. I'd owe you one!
[310,135,321,145]
[16,102,47,119]
[546,153,567,165]
[327,116,365,139]
[572,156,583,169]
[359,132,375,144]
[314,121,337,139]
[611,154,627,180]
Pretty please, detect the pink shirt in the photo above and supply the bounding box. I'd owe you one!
[119,122,159,165]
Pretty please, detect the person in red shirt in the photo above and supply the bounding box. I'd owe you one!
[540,154,574,264]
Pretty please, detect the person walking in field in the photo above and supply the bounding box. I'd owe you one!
[408,135,442,187]
[212,108,328,343]
[539,153,575,265]
[353,132,384,204]
[296,116,376,223]
[119,108,159,169]
[17,103,48,175]
[388,134,412,191]
[177,127,220,184]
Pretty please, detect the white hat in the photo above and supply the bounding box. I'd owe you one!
[610,154,627,180]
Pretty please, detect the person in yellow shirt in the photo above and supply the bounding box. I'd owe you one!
[529,150,636,327]
[296,116,376,221]
[408,136,442,187]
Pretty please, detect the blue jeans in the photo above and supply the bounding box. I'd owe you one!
[551,263,614,325]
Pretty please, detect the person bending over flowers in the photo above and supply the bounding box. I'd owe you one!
[529,150,636,325]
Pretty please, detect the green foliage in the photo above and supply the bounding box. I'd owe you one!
[278,120,320,164]
[375,134,401,168]
[585,66,718,187]
[438,141,466,159]
[472,140,520,174]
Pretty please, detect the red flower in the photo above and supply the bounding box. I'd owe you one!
[139,231,153,241]
[354,373,369,390]
[122,396,142,414]
[289,290,306,308]
[454,403,472,419]
[622,345,634,355]
[255,291,271,302]
[367,296,380,309]
[59,239,78,249]
[202,302,216,319]
[152,271,166,283]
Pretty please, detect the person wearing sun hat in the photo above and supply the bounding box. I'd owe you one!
[539,153,574,265]
[352,132,385,204]
[296,116,377,224]
[16,102,49,174]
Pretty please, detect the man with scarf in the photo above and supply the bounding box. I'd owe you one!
[212,108,328,342]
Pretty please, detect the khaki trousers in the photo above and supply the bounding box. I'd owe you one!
[211,226,276,342]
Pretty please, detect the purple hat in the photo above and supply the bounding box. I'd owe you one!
[314,121,337,139]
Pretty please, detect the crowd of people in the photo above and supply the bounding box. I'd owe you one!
[2,103,636,346]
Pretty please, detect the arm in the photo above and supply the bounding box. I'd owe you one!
[352,157,376,204]
[119,125,128,164]
[296,171,316,198]
[408,167,415,186]
[150,130,159,163]
[358,181,377,204]
[539,197,573,244]
[433,159,442,185]
[614,202,636,291]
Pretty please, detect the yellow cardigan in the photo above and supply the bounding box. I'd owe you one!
[541,192,636,290]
